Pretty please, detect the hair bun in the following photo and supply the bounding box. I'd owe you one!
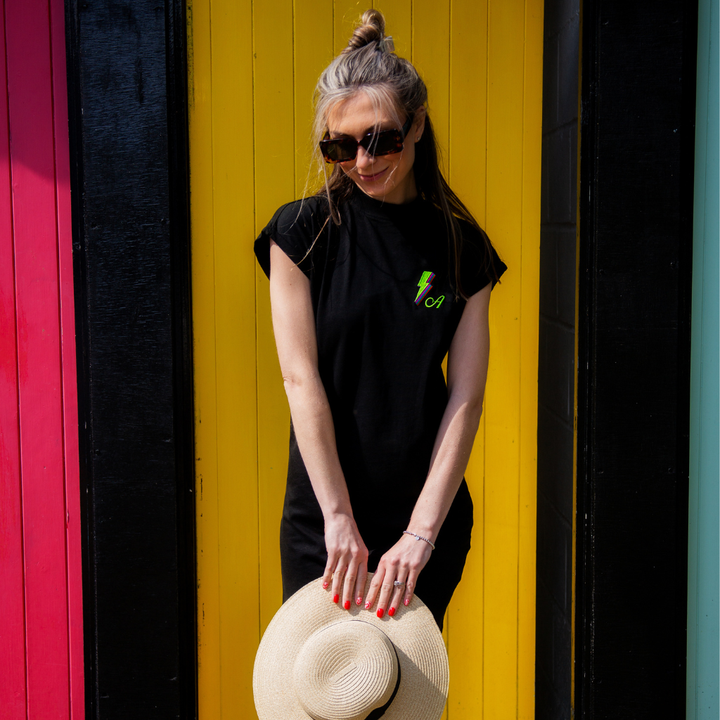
[344,9,386,53]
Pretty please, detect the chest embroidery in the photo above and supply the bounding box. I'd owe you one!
[415,271,445,308]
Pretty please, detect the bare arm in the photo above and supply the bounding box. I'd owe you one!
[268,240,368,607]
[365,283,492,616]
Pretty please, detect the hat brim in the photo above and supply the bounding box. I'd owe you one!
[253,574,449,720]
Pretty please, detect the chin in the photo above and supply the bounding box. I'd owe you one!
[357,176,414,204]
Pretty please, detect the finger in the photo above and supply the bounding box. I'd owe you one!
[322,554,335,592]
[331,561,346,605]
[388,571,408,617]
[354,561,367,606]
[376,566,398,618]
[342,562,358,610]
[364,568,385,610]
[403,572,417,607]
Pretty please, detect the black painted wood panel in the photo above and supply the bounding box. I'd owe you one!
[65,0,196,717]
[576,1,696,717]
[536,1,579,717]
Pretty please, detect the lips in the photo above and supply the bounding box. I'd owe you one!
[357,167,388,182]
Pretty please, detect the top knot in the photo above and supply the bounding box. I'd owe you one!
[343,9,393,55]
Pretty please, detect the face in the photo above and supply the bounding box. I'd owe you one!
[326,93,425,205]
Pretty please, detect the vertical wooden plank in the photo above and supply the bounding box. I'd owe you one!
[447,0,488,224]
[6,0,70,716]
[446,2,488,718]
[687,0,719,717]
[375,0,412,59]
[67,0,196,710]
[295,0,334,198]
[334,0,364,55]
[412,0,450,171]
[422,7,462,708]
[0,3,27,716]
[211,0,259,715]
[254,0,295,636]
[577,5,695,714]
[189,0,222,716]
[483,0,525,716]
[517,1,542,717]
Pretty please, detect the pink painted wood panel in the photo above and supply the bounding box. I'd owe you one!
[0,3,28,716]
[0,0,84,717]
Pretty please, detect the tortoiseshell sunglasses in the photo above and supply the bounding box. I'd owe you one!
[319,116,413,164]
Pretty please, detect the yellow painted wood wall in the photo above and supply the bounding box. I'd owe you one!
[187,1,543,717]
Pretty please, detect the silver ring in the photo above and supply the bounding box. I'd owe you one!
[393,580,404,588]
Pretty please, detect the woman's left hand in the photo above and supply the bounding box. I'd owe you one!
[364,532,434,617]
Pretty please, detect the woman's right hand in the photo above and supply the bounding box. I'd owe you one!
[322,512,369,610]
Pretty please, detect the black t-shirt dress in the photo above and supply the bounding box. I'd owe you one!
[255,188,506,627]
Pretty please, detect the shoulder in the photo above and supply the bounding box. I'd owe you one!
[255,195,332,278]
[269,195,330,235]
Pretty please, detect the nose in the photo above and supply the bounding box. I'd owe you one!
[355,145,375,169]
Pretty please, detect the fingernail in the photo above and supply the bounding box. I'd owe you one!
[356,596,362,605]
[343,600,351,610]
[377,608,385,618]
[322,582,329,589]
[333,594,339,604]
[388,607,396,617]
[365,601,371,609]
[404,598,410,606]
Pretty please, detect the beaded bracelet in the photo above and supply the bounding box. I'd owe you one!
[403,530,436,550]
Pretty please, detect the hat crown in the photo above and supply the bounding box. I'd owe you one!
[293,620,398,720]
[253,575,449,720]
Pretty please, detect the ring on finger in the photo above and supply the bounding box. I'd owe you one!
[393,580,405,588]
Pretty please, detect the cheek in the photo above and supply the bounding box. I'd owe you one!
[394,149,414,177]
[338,160,355,177]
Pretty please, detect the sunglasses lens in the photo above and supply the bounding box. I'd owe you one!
[364,129,404,157]
[320,138,356,163]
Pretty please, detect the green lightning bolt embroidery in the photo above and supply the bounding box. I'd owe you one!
[415,271,436,305]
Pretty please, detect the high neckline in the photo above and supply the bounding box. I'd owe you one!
[350,186,425,219]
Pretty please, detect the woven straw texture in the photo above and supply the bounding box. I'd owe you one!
[253,575,449,720]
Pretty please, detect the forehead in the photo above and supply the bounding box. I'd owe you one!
[326,92,400,134]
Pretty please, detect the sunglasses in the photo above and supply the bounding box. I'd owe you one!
[319,116,413,164]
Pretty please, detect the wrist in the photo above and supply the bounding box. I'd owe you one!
[323,508,355,526]
[406,517,438,542]
[403,529,436,550]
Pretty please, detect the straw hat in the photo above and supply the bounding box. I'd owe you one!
[253,574,449,720]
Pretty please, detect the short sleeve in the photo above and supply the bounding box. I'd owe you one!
[457,223,507,297]
[254,197,330,279]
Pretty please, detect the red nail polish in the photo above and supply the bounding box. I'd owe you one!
[343,600,351,610]
[356,597,362,605]
[365,601,371,609]
[388,607,396,617]
[322,582,329,589]
[404,598,409,606]
[333,594,339,604]
[377,608,385,618]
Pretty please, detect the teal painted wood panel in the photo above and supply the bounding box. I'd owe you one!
[687,1,719,718]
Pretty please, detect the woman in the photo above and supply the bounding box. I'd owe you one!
[254,9,505,630]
